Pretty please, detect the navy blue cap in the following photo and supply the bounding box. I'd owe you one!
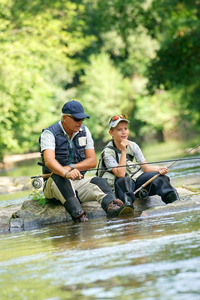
[62,100,90,119]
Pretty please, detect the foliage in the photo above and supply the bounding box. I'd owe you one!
[0,0,199,161]
[145,0,200,127]
[74,52,134,143]
[0,0,95,159]
[28,190,48,207]
[91,0,158,77]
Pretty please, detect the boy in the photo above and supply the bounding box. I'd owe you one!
[98,114,179,208]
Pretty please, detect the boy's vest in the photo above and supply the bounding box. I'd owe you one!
[96,140,144,191]
[39,122,87,175]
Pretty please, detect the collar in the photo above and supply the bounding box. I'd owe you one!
[58,120,83,140]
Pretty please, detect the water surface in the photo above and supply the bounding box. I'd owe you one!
[0,141,200,299]
[1,212,200,300]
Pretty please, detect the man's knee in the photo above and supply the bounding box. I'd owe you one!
[90,177,113,194]
[155,175,170,185]
[51,174,75,198]
[115,176,134,187]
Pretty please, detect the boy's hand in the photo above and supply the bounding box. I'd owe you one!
[119,139,129,151]
[158,166,168,175]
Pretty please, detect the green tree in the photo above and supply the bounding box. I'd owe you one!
[0,0,95,159]
[145,0,200,129]
[72,52,134,145]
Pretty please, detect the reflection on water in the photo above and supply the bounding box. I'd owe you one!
[0,212,200,300]
[169,157,200,179]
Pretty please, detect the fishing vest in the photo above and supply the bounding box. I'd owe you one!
[96,140,144,191]
[40,122,87,175]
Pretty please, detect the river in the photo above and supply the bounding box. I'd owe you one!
[0,212,200,300]
[0,142,200,300]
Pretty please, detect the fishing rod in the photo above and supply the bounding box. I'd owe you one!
[93,156,200,172]
[31,143,200,189]
[134,142,200,199]
[32,156,200,179]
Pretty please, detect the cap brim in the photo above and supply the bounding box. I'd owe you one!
[109,119,129,129]
[72,113,90,119]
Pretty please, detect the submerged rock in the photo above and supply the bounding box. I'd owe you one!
[0,174,199,232]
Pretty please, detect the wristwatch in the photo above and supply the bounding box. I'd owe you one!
[69,163,75,170]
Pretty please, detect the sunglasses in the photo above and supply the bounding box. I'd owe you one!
[109,114,126,123]
[66,115,85,122]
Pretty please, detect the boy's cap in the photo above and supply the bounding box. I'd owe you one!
[109,114,130,129]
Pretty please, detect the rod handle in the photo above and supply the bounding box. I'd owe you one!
[134,173,160,194]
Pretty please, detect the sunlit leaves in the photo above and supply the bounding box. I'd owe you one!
[0,0,95,158]
[75,52,134,142]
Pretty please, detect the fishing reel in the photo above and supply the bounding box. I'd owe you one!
[31,177,43,189]
[138,189,149,200]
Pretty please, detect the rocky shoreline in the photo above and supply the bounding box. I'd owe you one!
[0,174,200,233]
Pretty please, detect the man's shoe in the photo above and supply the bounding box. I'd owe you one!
[113,199,124,206]
[75,211,89,222]
[107,201,121,218]
[79,214,89,222]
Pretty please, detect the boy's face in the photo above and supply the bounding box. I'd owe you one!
[109,121,129,142]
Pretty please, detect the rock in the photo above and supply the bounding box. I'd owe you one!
[0,174,200,232]
[0,204,22,232]
[141,196,200,218]
[9,199,107,231]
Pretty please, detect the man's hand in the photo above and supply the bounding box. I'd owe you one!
[66,169,83,181]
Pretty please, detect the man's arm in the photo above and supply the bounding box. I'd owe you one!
[43,149,83,180]
[72,149,97,171]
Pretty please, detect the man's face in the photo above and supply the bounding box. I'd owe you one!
[63,115,84,133]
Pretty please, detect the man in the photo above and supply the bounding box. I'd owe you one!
[97,114,179,208]
[39,101,131,222]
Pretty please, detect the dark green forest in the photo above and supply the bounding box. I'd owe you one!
[0,0,200,160]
